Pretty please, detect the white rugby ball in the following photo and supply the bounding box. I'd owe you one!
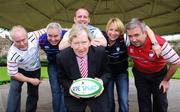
[70,78,104,98]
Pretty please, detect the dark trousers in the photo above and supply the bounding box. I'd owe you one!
[132,67,168,112]
[65,89,110,112]
[6,69,40,112]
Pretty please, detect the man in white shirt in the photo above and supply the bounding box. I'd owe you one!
[6,25,41,112]
[59,7,107,50]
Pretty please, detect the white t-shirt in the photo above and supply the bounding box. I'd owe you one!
[7,38,40,76]
[63,25,105,39]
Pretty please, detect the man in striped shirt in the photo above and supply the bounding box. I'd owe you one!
[6,25,41,112]
[5,23,67,112]
[126,18,180,112]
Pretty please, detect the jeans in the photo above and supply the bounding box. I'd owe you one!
[48,63,66,112]
[6,69,40,112]
[107,71,129,112]
[133,67,168,112]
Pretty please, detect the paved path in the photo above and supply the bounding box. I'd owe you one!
[0,78,180,112]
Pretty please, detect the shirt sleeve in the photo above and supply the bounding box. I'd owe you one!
[7,61,18,76]
[93,28,105,39]
[7,50,19,76]
[28,28,46,39]
[161,42,180,64]
[62,30,70,39]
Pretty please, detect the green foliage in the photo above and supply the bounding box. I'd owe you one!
[41,60,48,67]
[169,40,180,55]
[128,58,134,67]
[128,67,133,77]
[41,67,48,78]
[0,55,7,66]
[0,67,49,85]
[0,67,10,85]
[172,66,180,79]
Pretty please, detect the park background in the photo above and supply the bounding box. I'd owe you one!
[0,1,180,111]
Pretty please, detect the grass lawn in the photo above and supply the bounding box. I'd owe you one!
[0,67,48,82]
[0,67,10,81]
[172,67,180,79]
[0,67,180,82]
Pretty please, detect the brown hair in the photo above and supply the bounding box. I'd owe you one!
[74,7,90,17]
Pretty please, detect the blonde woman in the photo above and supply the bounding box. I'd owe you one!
[104,17,161,112]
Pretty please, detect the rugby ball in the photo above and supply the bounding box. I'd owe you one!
[70,78,104,98]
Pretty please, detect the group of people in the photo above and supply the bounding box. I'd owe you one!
[6,7,180,112]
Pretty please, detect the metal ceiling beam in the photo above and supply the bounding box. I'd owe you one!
[0,15,36,30]
[94,2,150,15]
[146,0,180,15]
[114,0,125,13]
[91,0,101,23]
[25,2,51,20]
[146,0,176,11]
[127,0,149,15]
[175,4,180,11]
[50,0,82,19]
[151,20,180,29]
[114,0,126,21]
[57,0,67,10]
[56,0,69,19]
[142,11,172,20]
[92,10,180,27]
[53,19,73,23]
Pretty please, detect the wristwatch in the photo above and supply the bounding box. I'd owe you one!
[152,42,158,46]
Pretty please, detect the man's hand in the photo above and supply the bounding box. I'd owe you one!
[94,78,104,98]
[28,78,41,86]
[152,43,161,58]
[159,80,169,93]
[91,38,101,47]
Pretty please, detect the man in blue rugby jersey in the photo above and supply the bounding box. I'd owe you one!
[38,22,67,112]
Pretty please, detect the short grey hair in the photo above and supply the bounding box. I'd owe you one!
[46,22,62,34]
[125,18,146,33]
[10,25,27,40]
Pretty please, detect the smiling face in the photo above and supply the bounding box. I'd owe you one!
[74,8,90,25]
[106,18,125,44]
[107,23,120,42]
[70,29,91,58]
[47,28,61,46]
